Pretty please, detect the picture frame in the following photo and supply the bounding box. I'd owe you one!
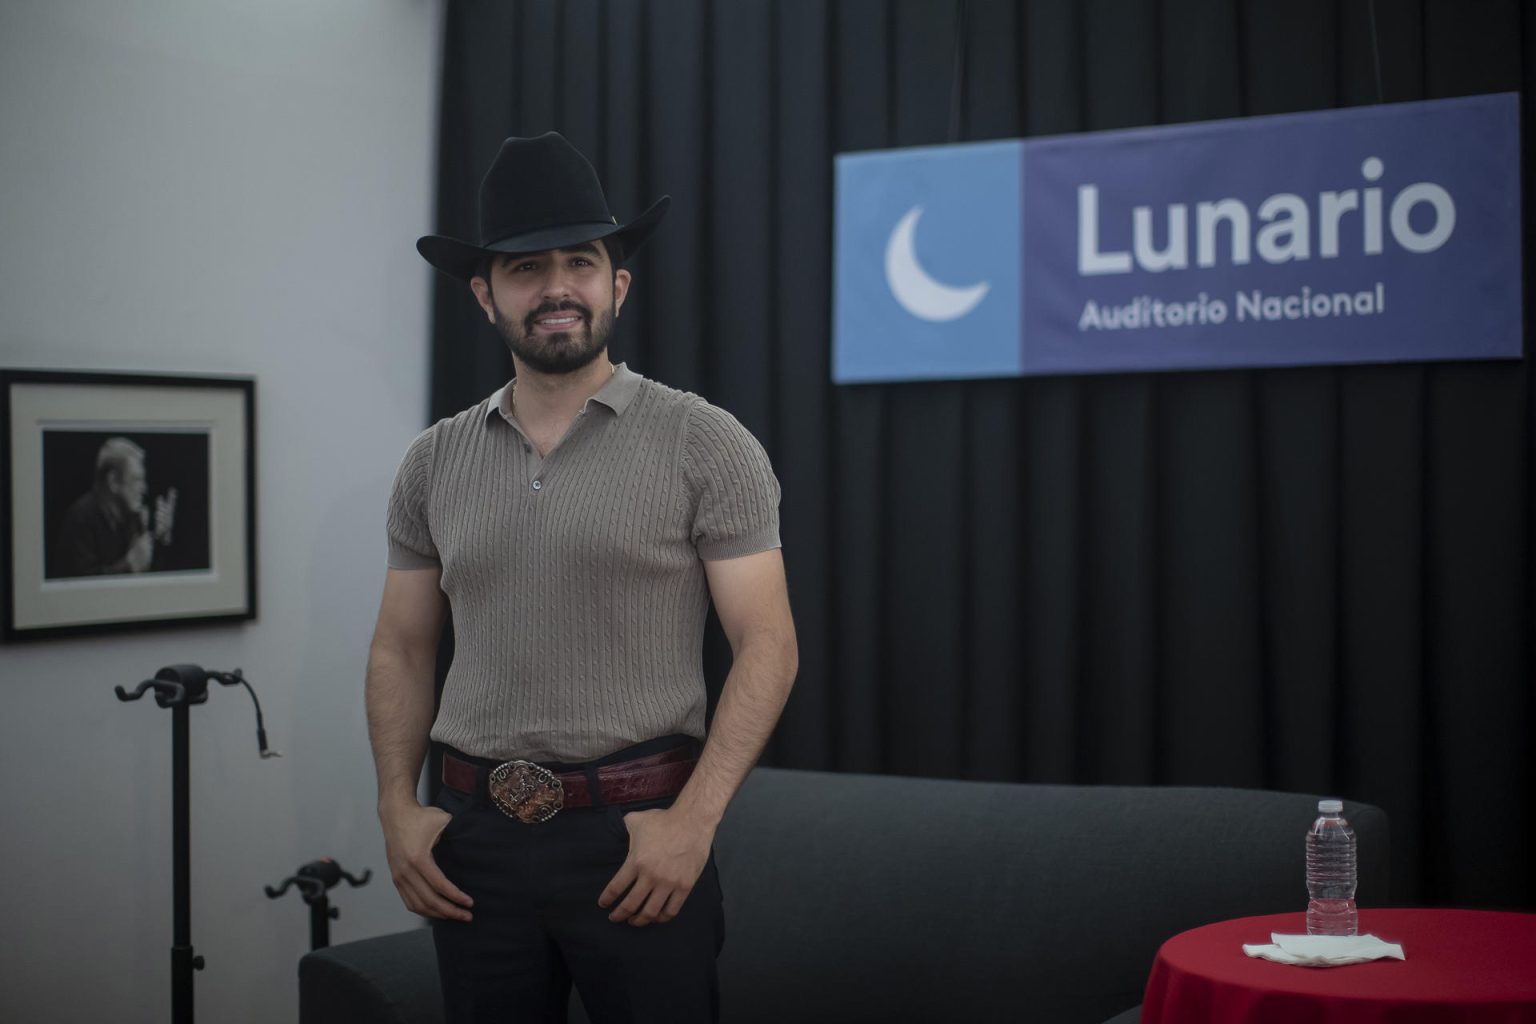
[2,369,257,642]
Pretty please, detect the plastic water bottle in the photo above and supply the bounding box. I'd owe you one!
[1305,799,1358,935]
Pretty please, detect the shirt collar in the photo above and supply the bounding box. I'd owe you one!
[484,362,642,426]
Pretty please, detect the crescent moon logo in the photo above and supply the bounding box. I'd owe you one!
[884,206,991,322]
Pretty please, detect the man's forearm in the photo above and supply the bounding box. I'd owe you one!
[672,634,797,828]
[365,641,439,812]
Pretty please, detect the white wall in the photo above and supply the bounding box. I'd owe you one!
[0,2,443,1021]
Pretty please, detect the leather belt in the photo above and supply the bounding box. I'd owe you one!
[442,747,696,824]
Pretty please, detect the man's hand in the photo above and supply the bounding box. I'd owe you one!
[381,800,474,922]
[598,805,715,926]
[153,487,178,545]
[124,530,154,572]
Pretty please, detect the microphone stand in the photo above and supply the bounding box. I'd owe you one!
[116,664,279,1024]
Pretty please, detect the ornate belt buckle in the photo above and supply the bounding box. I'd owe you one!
[488,760,564,823]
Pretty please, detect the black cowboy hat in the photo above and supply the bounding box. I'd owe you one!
[416,132,670,282]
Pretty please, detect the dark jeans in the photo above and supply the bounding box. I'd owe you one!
[430,737,725,1024]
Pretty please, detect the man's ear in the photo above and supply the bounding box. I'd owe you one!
[613,268,632,317]
[469,275,496,324]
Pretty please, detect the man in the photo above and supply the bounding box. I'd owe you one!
[366,132,798,1024]
[52,436,176,577]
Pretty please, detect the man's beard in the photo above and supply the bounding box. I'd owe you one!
[494,298,615,375]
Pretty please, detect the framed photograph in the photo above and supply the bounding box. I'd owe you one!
[2,370,256,641]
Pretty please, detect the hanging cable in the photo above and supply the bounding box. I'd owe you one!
[211,668,282,758]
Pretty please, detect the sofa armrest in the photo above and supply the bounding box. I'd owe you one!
[299,928,443,1024]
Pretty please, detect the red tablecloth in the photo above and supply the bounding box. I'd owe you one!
[1141,909,1536,1024]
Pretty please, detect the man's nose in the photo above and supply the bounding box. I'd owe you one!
[540,264,574,300]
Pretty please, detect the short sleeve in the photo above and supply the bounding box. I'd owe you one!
[386,428,441,570]
[682,401,782,560]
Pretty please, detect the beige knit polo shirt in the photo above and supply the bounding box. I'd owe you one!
[385,363,781,762]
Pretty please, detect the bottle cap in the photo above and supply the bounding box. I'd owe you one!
[1318,799,1343,813]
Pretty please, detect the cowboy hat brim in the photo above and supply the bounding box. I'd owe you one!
[416,195,671,282]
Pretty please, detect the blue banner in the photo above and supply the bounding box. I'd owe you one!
[833,94,1522,384]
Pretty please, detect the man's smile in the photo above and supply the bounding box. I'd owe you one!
[531,312,586,332]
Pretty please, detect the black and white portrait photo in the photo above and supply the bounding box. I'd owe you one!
[3,370,254,640]
[41,430,211,579]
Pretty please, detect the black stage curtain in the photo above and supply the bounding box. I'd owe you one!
[425,0,1534,911]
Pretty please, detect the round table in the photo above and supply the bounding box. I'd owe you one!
[1141,909,1536,1024]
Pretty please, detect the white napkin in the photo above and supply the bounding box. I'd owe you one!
[1242,932,1406,967]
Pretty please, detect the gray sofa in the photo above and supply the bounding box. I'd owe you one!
[301,767,1389,1024]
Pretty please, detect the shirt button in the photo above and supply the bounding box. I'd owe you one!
[531,479,542,491]
[522,443,531,452]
